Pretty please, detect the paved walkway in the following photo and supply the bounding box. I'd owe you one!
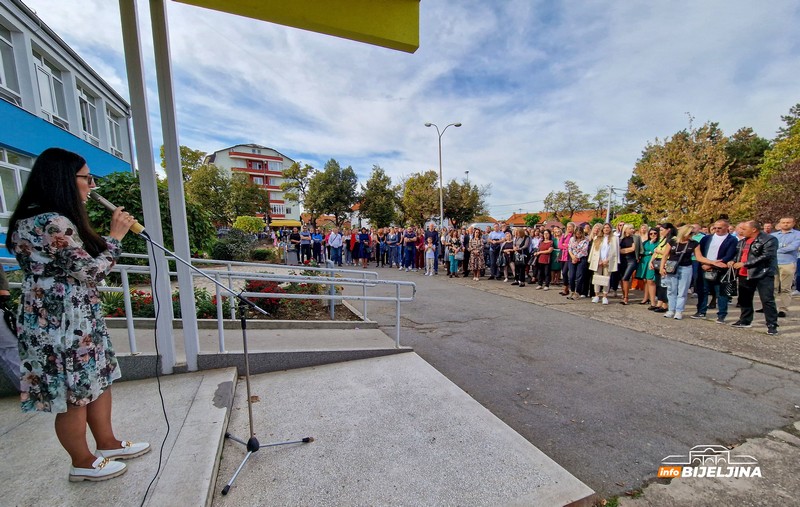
[349,266,800,502]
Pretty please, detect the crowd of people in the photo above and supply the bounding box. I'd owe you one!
[282,217,799,336]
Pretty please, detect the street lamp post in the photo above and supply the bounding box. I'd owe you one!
[465,170,469,184]
[424,122,461,230]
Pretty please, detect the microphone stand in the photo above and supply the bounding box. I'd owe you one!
[136,231,314,496]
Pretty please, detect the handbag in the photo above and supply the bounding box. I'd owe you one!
[455,251,464,261]
[593,273,610,286]
[720,267,738,298]
[664,242,689,274]
[652,258,662,271]
[703,269,721,282]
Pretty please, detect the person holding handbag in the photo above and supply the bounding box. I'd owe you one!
[660,225,725,320]
[511,228,530,286]
[691,219,739,322]
[588,223,619,305]
[649,223,675,313]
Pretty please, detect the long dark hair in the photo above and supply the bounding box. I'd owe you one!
[6,147,107,257]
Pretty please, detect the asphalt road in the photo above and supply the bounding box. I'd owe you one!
[352,267,800,497]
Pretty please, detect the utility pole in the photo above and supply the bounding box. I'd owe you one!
[605,185,626,223]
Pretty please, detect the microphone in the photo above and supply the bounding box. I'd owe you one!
[89,191,146,235]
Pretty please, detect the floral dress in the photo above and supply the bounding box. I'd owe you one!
[468,237,485,271]
[11,213,122,413]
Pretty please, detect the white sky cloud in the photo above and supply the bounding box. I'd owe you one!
[21,0,800,218]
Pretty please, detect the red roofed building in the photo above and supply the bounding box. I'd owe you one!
[505,209,606,227]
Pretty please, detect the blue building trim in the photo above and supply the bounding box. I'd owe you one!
[0,99,131,176]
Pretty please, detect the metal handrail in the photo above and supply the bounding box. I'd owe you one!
[0,255,415,360]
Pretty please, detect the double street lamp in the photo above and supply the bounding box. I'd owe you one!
[424,122,462,230]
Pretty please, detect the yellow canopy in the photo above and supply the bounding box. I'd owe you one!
[174,0,419,53]
[270,219,303,227]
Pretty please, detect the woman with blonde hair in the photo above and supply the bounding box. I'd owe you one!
[659,224,722,320]
[588,223,619,304]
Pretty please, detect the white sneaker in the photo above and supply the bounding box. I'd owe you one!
[674,312,683,320]
[503,278,508,282]
[664,311,675,318]
[591,296,600,303]
[792,290,800,296]
[602,297,609,305]
[398,266,403,271]
[543,286,549,291]
[405,268,409,272]
[69,457,127,482]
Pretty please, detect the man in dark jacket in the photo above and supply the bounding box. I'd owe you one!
[692,219,739,323]
[730,220,779,334]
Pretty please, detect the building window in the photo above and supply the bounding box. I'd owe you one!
[33,51,69,130]
[268,161,282,172]
[248,160,262,170]
[285,207,292,214]
[0,147,34,230]
[78,86,100,146]
[107,107,124,158]
[253,176,264,185]
[0,25,21,105]
[271,204,285,216]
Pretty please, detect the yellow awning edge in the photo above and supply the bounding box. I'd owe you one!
[173,0,420,53]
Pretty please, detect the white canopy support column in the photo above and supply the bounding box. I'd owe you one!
[149,0,200,371]
[118,0,176,374]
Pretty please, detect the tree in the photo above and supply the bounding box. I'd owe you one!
[399,171,439,226]
[725,127,770,189]
[359,165,397,228]
[306,159,359,227]
[524,214,541,227]
[754,160,800,222]
[543,181,591,220]
[87,171,215,256]
[776,102,800,141]
[611,213,644,229]
[160,145,206,182]
[280,162,315,219]
[627,122,733,223]
[229,173,269,219]
[591,188,609,218]
[185,164,231,226]
[443,179,489,228]
[732,121,800,220]
[760,122,800,178]
[233,216,265,234]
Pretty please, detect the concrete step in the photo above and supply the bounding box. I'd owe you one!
[0,367,237,507]
[110,327,412,382]
[213,353,595,506]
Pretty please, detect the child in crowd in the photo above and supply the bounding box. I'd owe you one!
[424,237,436,276]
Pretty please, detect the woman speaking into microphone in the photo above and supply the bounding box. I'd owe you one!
[6,147,149,482]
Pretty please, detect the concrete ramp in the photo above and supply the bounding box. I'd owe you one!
[214,353,594,506]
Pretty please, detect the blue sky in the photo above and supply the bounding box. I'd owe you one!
[22,0,800,218]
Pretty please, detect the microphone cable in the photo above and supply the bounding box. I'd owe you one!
[139,230,171,507]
